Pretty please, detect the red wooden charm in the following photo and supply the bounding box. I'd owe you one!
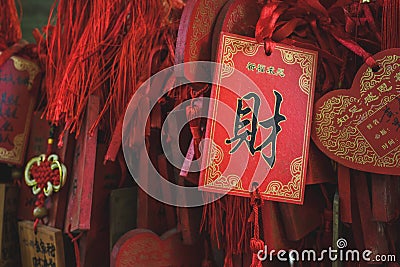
[175,0,229,81]
[64,95,99,232]
[0,54,40,166]
[312,48,400,175]
[111,228,202,267]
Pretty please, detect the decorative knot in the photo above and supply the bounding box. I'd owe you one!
[250,238,265,253]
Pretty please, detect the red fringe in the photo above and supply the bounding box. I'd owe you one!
[0,0,22,47]
[201,194,252,258]
[40,0,183,149]
[382,0,400,49]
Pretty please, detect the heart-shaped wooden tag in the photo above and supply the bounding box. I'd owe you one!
[312,48,400,175]
[111,228,202,267]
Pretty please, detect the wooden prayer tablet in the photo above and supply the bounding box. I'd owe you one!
[0,184,20,266]
[64,95,99,232]
[18,220,65,267]
[109,187,137,250]
[199,32,318,204]
[0,53,40,166]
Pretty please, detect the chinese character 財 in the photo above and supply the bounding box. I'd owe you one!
[225,91,286,168]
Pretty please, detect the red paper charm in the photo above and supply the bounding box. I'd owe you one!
[199,32,318,204]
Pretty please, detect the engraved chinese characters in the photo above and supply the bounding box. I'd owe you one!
[199,33,318,204]
[0,54,40,165]
[312,48,400,175]
[18,221,65,267]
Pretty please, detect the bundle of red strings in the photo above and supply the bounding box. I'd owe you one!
[38,0,183,153]
[0,0,21,47]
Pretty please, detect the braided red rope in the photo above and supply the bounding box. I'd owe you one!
[249,187,264,267]
[67,224,84,267]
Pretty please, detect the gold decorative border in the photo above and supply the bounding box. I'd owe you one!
[279,49,314,94]
[0,54,39,164]
[264,157,302,200]
[220,36,259,78]
[0,53,41,91]
[0,134,24,163]
[220,35,316,95]
[204,141,244,191]
[360,55,399,96]
[189,0,227,61]
[225,4,245,33]
[10,56,40,90]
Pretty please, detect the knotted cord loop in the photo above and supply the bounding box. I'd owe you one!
[249,185,264,267]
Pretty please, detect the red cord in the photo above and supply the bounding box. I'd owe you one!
[67,224,84,267]
[249,188,264,267]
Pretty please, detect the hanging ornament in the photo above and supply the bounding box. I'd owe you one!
[24,126,67,231]
[248,186,264,267]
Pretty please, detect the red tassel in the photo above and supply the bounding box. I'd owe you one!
[40,0,183,152]
[382,0,400,49]
[67,224,84,267]
[201,194,252,257]
[0,0,22,46]
[224,254,233,267]
[249,194,264,267]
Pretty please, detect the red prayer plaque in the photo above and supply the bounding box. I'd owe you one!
[0,53,40,166]
[175,0,229,82]
[111,228,202,267]
[64,95,99,232]
[199,33,318,204]
[312,48,400,175]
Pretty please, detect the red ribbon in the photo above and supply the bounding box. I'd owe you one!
[255,0,381,94]
[67,224,84,267]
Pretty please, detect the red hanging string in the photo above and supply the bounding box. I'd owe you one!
[39,0,183,154]
[67,224,84,267]
[382,0,400,49]
[249,188,264,267]
[0,0,22,46]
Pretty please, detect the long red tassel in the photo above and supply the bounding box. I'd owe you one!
[0,0,22,46]
[67,224,84,267]
[201,194,252,260]
[382,0,400,49]
[40,0,183,150]
[249,190,263,267]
